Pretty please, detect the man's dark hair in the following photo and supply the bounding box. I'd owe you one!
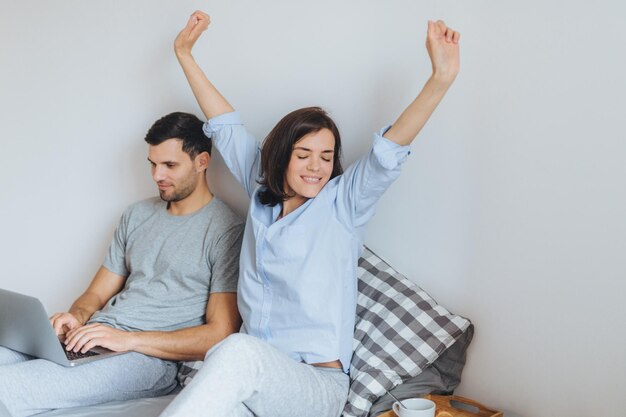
[258,107,343,206]
[145,112,211,158]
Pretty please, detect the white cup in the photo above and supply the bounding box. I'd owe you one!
[392,398,436,417]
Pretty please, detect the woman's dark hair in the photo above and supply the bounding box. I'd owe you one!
[258,107,343,206]
[144,112,211,158]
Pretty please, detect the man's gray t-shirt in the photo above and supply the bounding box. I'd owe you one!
[89,197,243,332]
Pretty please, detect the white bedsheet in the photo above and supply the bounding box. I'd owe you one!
[38,394,176,417]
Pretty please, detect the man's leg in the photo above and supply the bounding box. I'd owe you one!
[0,346,32,366]
[0,352,178,417]
[0,346,32,416]
[0,399,12,417]
[160,334,349,417]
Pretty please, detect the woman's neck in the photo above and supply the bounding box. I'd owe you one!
[280,195,308,219]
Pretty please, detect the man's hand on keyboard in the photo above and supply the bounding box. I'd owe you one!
[49,312,83,336]
[63,323,136,354]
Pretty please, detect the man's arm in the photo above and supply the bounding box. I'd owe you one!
[49,266,125,335]
[175,10,234,120]
[64,292,240,361]
[384,20,461,146]
[131,292,240,361]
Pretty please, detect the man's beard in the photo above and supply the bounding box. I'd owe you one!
[158,180,196,203]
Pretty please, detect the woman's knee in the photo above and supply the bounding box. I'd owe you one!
[204,333,264,362]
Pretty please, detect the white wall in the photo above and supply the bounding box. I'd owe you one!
[1,1,624,416]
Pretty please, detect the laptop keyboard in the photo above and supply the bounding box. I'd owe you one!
[59,341,100,361]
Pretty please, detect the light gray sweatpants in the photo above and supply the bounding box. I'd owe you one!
[159,334,349,417]
[0,346,178,417]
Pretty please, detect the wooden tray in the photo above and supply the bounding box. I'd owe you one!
[378,394,502,417]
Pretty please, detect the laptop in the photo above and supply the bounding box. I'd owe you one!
[0,288,123,366]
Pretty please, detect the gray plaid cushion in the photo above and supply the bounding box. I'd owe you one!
[176,247,471,417]
[342,247,470,417]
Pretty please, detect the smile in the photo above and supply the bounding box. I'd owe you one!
[301,176,322,184]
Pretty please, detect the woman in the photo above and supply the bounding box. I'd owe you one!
[160,10,460,417]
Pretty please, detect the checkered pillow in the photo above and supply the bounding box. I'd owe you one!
[342,247,471,417]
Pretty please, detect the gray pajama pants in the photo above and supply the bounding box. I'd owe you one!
[0,346,178,417]
[159,334,349,417]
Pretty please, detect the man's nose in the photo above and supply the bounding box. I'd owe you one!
[152,166,166,182]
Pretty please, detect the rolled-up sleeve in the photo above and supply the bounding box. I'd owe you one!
[372,126,411,169]
[203,112,262,198]
[336,126,411,229]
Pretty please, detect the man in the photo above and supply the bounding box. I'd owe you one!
[0,112,244,417]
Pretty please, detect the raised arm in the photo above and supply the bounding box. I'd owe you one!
[384,20,461,146]
[175,11,234,119]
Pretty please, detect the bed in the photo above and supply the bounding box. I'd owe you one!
[30,248,472,417]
